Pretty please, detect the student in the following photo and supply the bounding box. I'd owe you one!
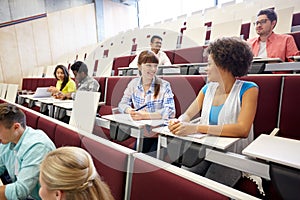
[0,103,56,200]
[56,61,100,100]
[39,146,114,200]
[129,35,172,68]
[48,65,76,99]
[119,50,175,153]
[248,8,300,62]
[168,37,259,187]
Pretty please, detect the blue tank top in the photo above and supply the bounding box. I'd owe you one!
[201,81,258,125]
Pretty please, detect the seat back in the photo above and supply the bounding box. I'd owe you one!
[112,55,132,76]
[23,110,40,129]
[0,84,7,98]
[81,136,132,200]
[37,116,56,142]
[173,46,204,64]
[279,76,300,140]
[54,124,82,147]
[130,154,230,200]
[162,75,206,118]
[99,76,133,115]
[240,76,282,139]
[6,84,18,103]
[69,91,100,133]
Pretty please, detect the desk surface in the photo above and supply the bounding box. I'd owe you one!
[153,126,240,150]
[102,114,165,128]
[242,134,300,169]
[53,101,73,110]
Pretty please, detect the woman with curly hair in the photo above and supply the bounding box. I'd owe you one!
[168,37,259,187]
[39,146,114,200]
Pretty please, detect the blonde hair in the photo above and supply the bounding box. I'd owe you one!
[40,146,114,200]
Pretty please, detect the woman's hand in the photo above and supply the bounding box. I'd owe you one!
[48,86,58,93]
[129,110,147,120]
[168,120,198,136]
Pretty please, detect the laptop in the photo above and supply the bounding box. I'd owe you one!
[32,87,52,98]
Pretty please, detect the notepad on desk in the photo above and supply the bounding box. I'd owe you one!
[32,87,52,98]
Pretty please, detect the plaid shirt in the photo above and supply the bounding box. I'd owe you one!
[119,76,175,120]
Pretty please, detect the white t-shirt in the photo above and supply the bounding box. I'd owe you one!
[258,41,267,58]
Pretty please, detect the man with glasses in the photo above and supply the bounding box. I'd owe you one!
[248,9,300,62]
[129,35,171,68]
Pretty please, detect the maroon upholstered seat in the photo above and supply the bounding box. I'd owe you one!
[99,76,134,116]
[54,125,81,147]
[81,136,129,200]
[162,75,206,118]
[130,156,228,200]
[37,116,56,142]
[112,55,133,76]
[173,46,204,64]
[279,76,300,140]
[240,76,282,139]
[23,110,40,129]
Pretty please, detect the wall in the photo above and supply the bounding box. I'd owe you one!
[0,3,97,85]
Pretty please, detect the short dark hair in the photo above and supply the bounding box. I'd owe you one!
[71,61,88,74]
[150,35,163,43]
[0,103,26,129]
[53,65,70,91]
[257,8,277,27]
[205,37,253,77]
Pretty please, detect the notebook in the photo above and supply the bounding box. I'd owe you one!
[32,87,52,98]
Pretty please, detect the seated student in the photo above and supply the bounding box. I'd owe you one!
[248,8,300,62]
[56,61,100,100]
[168,37,259,187]
[48,65,76,99]
[39,146,114,200]
[129,35,172,68]
[119,50,175,153]
[0,103,56,200]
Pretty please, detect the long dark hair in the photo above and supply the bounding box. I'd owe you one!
[54,65,70,91]
[138,50,161,98]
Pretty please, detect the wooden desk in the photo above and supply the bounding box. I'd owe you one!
[242,134,300,170]
[97,114,165,152]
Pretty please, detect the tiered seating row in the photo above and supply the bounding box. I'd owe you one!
[0,99,260,200]
[21,74,300,142]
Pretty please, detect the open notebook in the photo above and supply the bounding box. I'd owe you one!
[32,87,52,98]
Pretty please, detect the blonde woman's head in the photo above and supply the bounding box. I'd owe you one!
[39,146,114,200]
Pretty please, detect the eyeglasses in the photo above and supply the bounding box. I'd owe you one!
[253,19,269,26]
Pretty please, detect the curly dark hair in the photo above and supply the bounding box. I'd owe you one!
[205,37,253,77]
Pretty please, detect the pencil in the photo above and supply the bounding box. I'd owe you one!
[135,104,147,111]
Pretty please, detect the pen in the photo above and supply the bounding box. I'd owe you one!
[135,104,147,111]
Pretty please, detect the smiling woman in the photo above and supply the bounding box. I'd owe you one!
[118,50,176,153]
[168,37,258,187]
[47,65,76,99]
